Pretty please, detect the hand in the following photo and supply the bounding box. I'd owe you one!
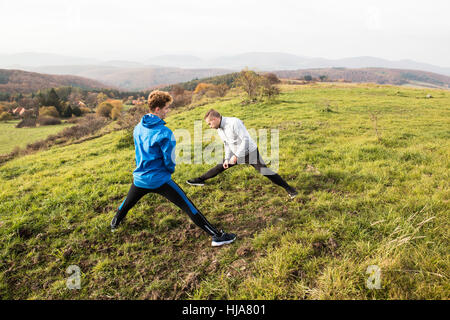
[229,155,237,165]
[223,159,229,169]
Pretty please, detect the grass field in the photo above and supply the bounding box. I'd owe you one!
[0,120,73,155]
[0,83,449,299]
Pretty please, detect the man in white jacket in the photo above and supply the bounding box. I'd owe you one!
[187,109,298,199]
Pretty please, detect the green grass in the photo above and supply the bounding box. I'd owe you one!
[0,120,73,155]
[0,83,449,299]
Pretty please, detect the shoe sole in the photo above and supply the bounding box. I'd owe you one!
[211,237,236,247]
[186,181,205,186]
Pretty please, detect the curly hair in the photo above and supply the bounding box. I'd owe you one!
[148,90,173,111]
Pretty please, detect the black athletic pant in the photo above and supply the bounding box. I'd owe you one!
[199,148,292,191]
[116,180,220,236]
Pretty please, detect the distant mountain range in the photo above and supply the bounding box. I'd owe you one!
[145,53,450,77]
[0,69,110,94]
[1,52,449,91]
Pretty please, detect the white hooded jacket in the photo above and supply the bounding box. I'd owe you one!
[217,116,257,160]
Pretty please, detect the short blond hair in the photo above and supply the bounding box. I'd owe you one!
[204,109,221,120]
[148,90,173,111]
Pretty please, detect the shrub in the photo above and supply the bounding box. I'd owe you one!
[108,100,123,120]
[71,105,82,117]
[39,106,59,118]
[261,83,280,100]
[107,99,123,110]
[61,105,73,118]
[0,111,13,121]
[111,107,122,120]
[0,103,10,113]
[26,139,47,151]
[96,102,114,118]
[59,115,108,140]
[37,116,62,126]
[194,83,215,95]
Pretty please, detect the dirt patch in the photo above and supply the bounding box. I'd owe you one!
[236,244,253,257]
[17,226,33,239]
[63,247,73,259]
[312,237,339,256]
[94,204,116,214]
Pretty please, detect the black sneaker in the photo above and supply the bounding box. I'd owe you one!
[287,187,298,199]
[211,230,237,247]
[186,177,205,186]
[110,214,124,232]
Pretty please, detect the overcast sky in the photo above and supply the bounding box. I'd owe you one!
[1,0,449,66]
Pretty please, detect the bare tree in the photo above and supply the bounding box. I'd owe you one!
[236,69,262,101]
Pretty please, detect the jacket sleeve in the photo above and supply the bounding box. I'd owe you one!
[234,119,251,158]
[159,130,176,173]
[224,140,232,160]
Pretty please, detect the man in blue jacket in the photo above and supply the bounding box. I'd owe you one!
[111,91,236,247]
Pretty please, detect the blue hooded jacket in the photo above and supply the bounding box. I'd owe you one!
[132,114,176,189]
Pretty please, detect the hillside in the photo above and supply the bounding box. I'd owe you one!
[274,68,450,89]
[8,65,450,92]
[0,69,111,94]
[0,83,449,299]
[5,52,450,91]
[23,66,234,91]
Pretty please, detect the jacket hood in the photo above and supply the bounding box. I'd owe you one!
[141,113,166,128]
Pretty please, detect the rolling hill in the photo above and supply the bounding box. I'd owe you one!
[23,65,234,91]
[161,68,450,91]
[273,68,450,89]
[0,69,111,94]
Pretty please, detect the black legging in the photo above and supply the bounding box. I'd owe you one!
[115,180,220,236]
[199,148,292,190]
